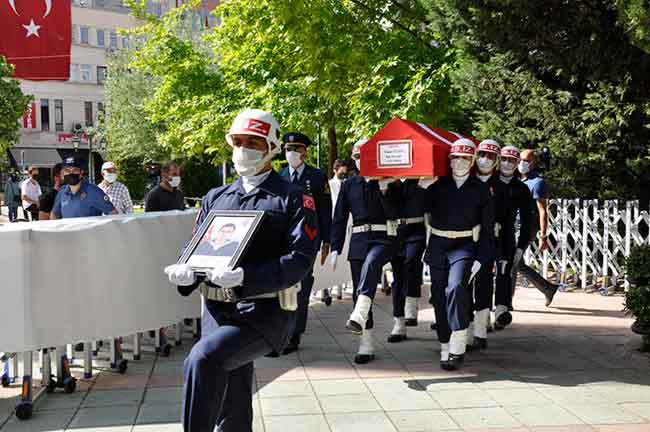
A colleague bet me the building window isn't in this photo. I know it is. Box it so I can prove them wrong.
[84,102,93,127]
[97,66,107,83]
[80,64,92,81]
[110,32,117,49]
[70,63,79,81]
[40,99,50,132]
[97,29,105,47]
[122,36,129,49]
[54,99,63,132]
[80,26,89,44]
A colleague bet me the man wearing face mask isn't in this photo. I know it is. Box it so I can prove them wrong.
[50,157,116,219]
[145,161,185,213]
[516,149,559,306]
[99,161,133,214]
[466,139,502,350]
[329,159,348,206]
[279,132,332,354]
[164,108,318,432]
[489,146,535,331]
[21,166,42,221]
[38,163,63,221]
[331,139,399,363]
[423,139,494,370]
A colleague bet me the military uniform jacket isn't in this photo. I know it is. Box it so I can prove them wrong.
[423,175,495,267]
[279,164,332,247]
[331,176,400,261]
[498,176,534,257]
[193,170,319,352]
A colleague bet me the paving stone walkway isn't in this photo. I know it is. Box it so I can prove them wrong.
[1,283,649,432]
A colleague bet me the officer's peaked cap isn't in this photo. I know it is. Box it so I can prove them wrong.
[282,132,312,147]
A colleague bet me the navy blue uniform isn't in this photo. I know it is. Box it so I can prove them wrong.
[52,180,115,218]
[181,171,319,432]
[387,180,427,318]
[279,163,331,340]
[471,175,502,315]
[331,176,398,329]
[423,176,494,343]
[495,176,533,309]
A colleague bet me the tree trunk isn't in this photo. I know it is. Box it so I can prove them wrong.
[327,125,338,178]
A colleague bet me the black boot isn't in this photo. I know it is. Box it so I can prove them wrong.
[387,334,407,343]
[346,320,363,335]
[520,263,559,306]
[494,311,512,331]
[467,337,487,351]
[405,318,418,327]
[282,336,301,355]
[354,353,375,364]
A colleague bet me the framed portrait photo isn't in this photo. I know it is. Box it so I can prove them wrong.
[178,210,265,274]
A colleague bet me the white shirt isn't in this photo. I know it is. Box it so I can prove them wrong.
[99,180,134,214]
[288,163,306,182]
[21,178,42,209]
[329,177,342,212]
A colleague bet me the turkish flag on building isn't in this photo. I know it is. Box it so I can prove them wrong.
[0,0,71,80]
[23,102,36,128]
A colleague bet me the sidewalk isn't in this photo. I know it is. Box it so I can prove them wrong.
[1,284,649,432]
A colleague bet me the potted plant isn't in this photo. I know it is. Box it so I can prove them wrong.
[624,245,650,351]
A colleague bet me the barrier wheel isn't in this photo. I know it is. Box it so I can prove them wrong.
[1,375,9,388]
[15,403,32,420]
[63,377,76,394]
[161,344,171,357]
[118,360,128,374]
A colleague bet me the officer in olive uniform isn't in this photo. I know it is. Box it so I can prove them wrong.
[423,139,494,371]
[493,145,534,330]
[279,132,332,354]
[165,109,319,432]
[386,179,427,343]
[330,140,398,363]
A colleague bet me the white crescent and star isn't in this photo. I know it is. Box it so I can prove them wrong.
[23,19,41,37]
[7,0,52,16]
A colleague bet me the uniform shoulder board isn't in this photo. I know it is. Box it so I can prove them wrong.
[303,194,316,211]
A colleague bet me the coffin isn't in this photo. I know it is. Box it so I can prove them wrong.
[360,117,477,178]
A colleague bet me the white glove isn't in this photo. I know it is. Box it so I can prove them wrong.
[164,264,196,286]
[468,260,481,283]
[378,178,393,192]
[418,177,438,189]
[512,248,524,270]
[330,251,339,271]
[207,266,244,288]
[498,260,508,275]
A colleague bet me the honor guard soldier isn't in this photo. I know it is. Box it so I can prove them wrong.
[164,109,319,432]
[467,139,502,350]
[493,146,534,330]
[330,139,398,363]
[386,179,428,343]
[279,132,332,354]
[423,139,494,370]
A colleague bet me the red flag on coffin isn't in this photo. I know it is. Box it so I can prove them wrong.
[0,0,71,80]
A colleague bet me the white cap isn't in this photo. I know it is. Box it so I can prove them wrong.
[101,161,116,171]
[449,138,477,158]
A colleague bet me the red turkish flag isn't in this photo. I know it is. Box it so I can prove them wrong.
[0,0,71,80]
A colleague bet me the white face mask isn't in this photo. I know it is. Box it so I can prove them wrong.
[169,176,181,188]
[476,156,496,174]
[285,151,303,169]
[500,160,517,177]
[450,158,472,177]
[104,173,117,183]
[518,160,531,174]
[232,146,267,177]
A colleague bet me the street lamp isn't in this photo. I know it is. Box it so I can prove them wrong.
[84,127,96,184]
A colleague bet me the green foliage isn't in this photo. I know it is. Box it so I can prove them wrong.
[625,245,650,326]
[625,245,650,283]
[115,157,148,201]
[0,56,32,153]
[180,155,222,199]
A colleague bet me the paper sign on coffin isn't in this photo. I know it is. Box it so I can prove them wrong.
[359,117,477,178]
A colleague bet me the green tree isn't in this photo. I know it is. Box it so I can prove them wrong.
[0,56,32,154]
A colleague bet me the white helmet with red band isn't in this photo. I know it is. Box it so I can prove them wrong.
[449,138,476,158]
[226,108,281,152]
[352,138,368,158]
[500,145,521,160]
[478,139,501,155]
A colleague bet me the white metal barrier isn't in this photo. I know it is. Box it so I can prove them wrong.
[525,199,650,293]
